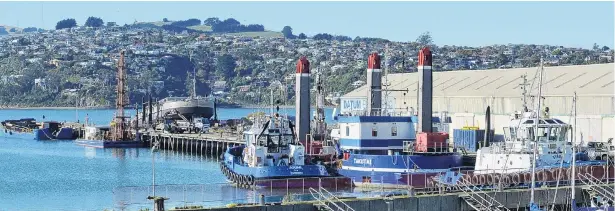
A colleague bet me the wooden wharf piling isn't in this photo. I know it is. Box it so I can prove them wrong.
[139,131,244,156]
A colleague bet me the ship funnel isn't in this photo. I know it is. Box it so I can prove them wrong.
[367,52,382,116]
[295,57,310,143]
[417,47,433,133]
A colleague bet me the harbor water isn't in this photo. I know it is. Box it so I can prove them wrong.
[0,108,335,211]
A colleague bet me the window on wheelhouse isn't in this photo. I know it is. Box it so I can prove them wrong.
[391,123,398,136]
[509,127,517,141]
[372,123,378,137]
[346,126,350,137]
[267,134,281,153]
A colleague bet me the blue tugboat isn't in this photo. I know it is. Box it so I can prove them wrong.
[334,49,464,188]
[219,110,352,189]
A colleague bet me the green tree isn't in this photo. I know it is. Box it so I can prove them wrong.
[215,54,237,80]
[55,18,77,30]
[298,33,307,39]
[552,49,563,56]
[85,17,104,27]
[416,31,433,48]
[281,26,294,39]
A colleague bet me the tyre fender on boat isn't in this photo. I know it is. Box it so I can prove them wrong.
[536,170,544,182]
[502,175,511,187]
[471,174,480,185]
[592,166,605,179]
[511,173,520,186]
[486,174,495,185]
[492,174,501,185]
[478,174,487,185]
[582,166,590,176]
[248,175,255,185]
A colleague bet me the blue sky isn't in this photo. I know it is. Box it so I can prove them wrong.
[0,1,613,49]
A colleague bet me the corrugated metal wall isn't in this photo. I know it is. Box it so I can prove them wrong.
[393,95,614,115]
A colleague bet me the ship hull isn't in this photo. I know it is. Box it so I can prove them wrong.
[338,153,464,187]
[160,106,214,119]
[35,127,76,140]
[220,150,352,189]
[157,97,215,120]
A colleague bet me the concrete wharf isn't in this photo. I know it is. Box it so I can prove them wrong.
[138,130,245,156]
[197,184,612,211]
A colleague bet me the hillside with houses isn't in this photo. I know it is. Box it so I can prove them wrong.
[0,19,612,108]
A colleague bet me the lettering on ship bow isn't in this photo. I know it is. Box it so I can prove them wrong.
[353,158,372,166]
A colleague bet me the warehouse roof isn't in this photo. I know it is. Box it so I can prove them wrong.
[343,63,614,98]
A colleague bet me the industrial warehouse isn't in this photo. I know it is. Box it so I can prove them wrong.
[339,63,615,143]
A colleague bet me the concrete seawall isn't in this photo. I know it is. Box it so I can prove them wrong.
[201,186,591,211]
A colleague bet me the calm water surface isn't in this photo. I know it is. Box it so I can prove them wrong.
[0,108,335,211]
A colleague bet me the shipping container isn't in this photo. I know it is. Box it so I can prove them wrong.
[415,132,449,152]
[453,129,495,153]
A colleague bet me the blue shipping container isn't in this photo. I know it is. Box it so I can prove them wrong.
[453,129,495,153]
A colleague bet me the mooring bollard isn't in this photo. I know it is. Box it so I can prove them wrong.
[259,194,265,205]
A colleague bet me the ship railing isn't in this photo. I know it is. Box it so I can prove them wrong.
[456,177,509,211]
[403,142,452,155]
[309,187,355,211]
[577,172,615,202]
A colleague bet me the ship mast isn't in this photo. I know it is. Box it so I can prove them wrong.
[529,56,544,207]
[571,91,577,210]
[383,44,391,115]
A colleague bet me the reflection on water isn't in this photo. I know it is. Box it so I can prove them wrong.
[85,147,96,158]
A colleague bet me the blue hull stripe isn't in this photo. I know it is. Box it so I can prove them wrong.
[341,154,463,170]
[223,152,330,179]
